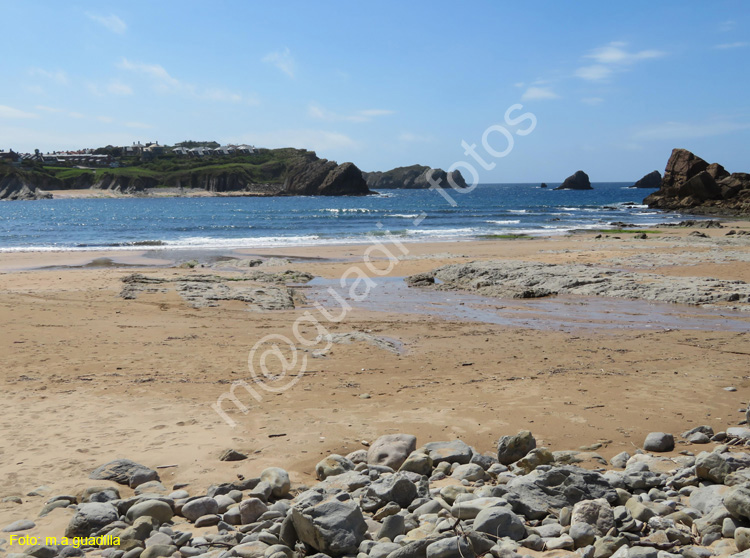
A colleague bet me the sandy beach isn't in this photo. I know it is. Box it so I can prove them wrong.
[2,224,750,546]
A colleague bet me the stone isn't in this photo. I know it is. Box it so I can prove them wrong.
[725,486,750,520]
[555,170,592,190]
[78,486,121,503]
[399,452,433,476]
[90,459,159,488]
[260,467,291,498]
[451,496,507,519]
[422,440,473,465]
[737,527,750,552]
[376,514,405,541]
[695,451,729,483]
[425,535,475,558]
[473,506,526,540]
[219,449,248,461]
[625,498,655,522]
[643,432,674,452]
[570,522,596,548]
[65,502,119,537]
[125,500,174,524]
[497,430,536,465]
[688,484,728,515]
[514,447,554,473]
[361,473,418,512]
[315,454,355,481]
[291,495,367,556]
[182,497,218,522]
[140,545,178,558]
[194,514,220,527]
[367,434,417,470]
[2,519,35,532]
[451,463,486,481]
[240,498,269,524]
[572,498,616,535]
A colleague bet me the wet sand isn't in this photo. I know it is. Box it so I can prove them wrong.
[2,224,750,538]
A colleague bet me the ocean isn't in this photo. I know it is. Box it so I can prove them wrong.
[0,183,700,252]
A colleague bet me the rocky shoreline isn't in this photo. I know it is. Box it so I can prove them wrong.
[5,426,750,558]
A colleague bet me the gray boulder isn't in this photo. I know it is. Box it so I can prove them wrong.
[89,459,159,488]
[125,500,174,524]
[65,502,119,537]
[725,486,750,520]
[361,473,418,512]
[315,454,355,481]
[497,430,536,465]
[368,434,417,470]
[260,467,291,498]
[422,440,473,465]
[291,495,367,556]
[695,451,729,483]
[572,498,616,535]
[643,432,674,452]
[181,497,218,522]
[473,506,526,540]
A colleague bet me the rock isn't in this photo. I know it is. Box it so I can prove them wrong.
[610,452,630,468]
[631,171,662,189]
[219,449,248,461]
[368,434,417,470]
[555,170,592,190]
[2,519,35,532]
[737,527,750,552]
[291,495,367,556]
[140,545,178,558]
[316,454,355,480]
[425,535,476,558]
[125,500,174,524]
[497,430,536,465]
[643,432,674,452]
[725,485,750,520]
[422,440,473,465]
[361,473,418,511]
[362,165,467,190]
[472,506,526,540]
[134,480,166,495]
[240,498,269,524]
[78,486,121,503]
[181,497,218,522]
[514,447,554,473]
[399,452,433,476]
[451,463,486,481]
[570,522,597,548]
[260,467,291,498]
[572,498,616,535]
[194,514,220,527]
[90,459,159,488]
[376,514,405,541]
[65,502,119,537]
[451,497,507,519]
[695,451,729,483]
[541,182,548,188]
[405,273,436,287]
[689,484,729,515]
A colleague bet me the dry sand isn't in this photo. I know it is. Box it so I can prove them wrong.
[2,225,750,538]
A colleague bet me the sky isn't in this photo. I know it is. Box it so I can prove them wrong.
[0,0,748,182]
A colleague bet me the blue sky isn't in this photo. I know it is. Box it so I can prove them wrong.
[1,0,748,181]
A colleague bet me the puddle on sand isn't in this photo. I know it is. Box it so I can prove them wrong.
[303,277,750,332]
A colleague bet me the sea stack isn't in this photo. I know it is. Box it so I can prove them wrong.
[554,170,592,190]
[631,170,661,188]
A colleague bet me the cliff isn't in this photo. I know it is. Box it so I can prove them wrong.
[644,149,750,214]
[1,149,371,200]
[0,166,54,200]
[362,165,467,189]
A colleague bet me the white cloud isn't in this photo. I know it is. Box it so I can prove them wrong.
[263,48,295,78]
[97,116,114,124]
[119,58,184,92]
[125,121,153,129]
[229,129,356,153]
[398,132,435,143]
[107,80,133,96]
[581,97,604,105]
[87,13,127,34]
[28,68,68,85]
[68,112,85,119]
[35,105,63,113]
[0,105,38,119]
[633,119,750,140]
[714,42,749,50]
[521,86,559,101]
[719,20,736,32]
[575,42,665,81]
[308,103,394,123]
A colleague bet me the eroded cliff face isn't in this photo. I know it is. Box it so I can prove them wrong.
[644,149,750,214]
[0,168,54,200]
[93,175,159,194]
[363,165,467,189]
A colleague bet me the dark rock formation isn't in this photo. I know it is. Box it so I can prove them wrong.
[94,174,159,194]
[540,183,548,188]
[630,170,661,188]
[554,170,592,190]
[362,165,467,189]
[0,167,53,200]
[644,149,750,214]
[284,157,369,196]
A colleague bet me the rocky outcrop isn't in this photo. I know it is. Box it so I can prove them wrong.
[630,170,661,188]
[94,174,159,194]
[0,167,53,200]
[554,170,592,190]
[284,157,369,196]
[362,165,467,189]
[644,148,750,214]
